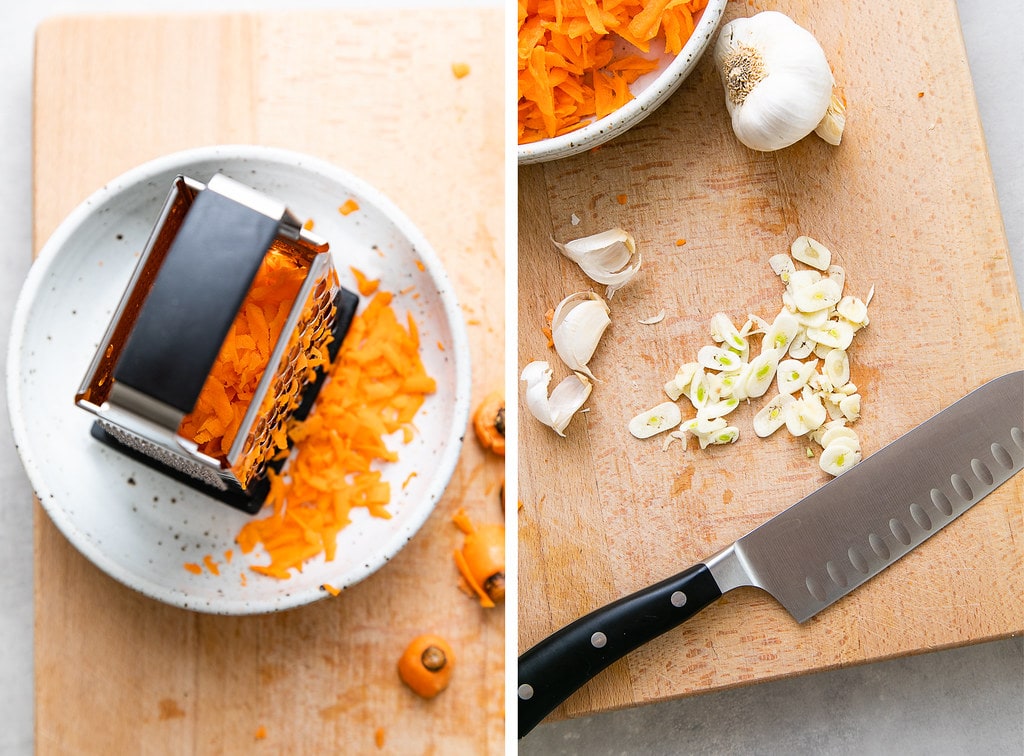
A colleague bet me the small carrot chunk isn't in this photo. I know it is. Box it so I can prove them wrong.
[339,198,360,216]
[451,62,471,79]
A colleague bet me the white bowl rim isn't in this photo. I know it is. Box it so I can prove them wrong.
[517,0,727,165]
[6,144,472,614]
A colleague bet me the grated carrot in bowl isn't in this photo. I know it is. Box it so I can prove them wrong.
[235,289,437,579]
[518,0,710,144]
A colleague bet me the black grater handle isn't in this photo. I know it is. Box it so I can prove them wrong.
[113,186,280,415]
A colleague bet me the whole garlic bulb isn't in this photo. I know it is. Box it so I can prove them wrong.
[714,11,840,152]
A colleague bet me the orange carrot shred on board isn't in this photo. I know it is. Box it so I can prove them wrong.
[375,727,386,749]
[451,62,471,79]
[255,726,267,741]
[235,290,436,579]
[518,0,710,144]
[339,198,360,216]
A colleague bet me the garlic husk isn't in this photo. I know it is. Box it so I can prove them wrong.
[714,11,835,152]
[551,292,611,380]
[520,360,592,437]
[553,228,641,299]
[814,92,847,145]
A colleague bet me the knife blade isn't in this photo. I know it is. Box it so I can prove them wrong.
[518,370,1024,738]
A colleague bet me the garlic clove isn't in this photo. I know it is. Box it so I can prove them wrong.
[665,362,701,401]
[777,358,816,395]
[791,277,842,313]
[814,92,847,146]
[807,318,855,350]
[768,253,795,282]
[836,295,868,326]
[687,369,712,409]
[698,396,740,420]
[714,11,836,152]
[819,438,862,476]
[784,394,827,436]
[790,236,832,271]
[764,311,800,352]
[709,312,748,352]
[628,401,682,439]
[553,228,641,299]
[753,393,791,437]
[744,347,783,398]
[520,361,592,437]
[697,345,744,373]
[823,348,850,388]
[551,292,611,380]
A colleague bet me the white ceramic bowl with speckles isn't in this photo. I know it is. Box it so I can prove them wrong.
[7,145,470,615]
[517,0,727,165]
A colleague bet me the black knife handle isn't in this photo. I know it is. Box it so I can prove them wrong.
[518,563,722,739]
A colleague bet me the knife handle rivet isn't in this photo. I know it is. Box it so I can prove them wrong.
[518,684,534,700]
[590,632,607,648]
[670,591,687,608]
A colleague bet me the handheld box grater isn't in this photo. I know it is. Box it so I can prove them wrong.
[76,173,359,514]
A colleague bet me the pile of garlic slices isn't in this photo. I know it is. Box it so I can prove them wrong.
[521,229,641,436]
[629,236,874,477]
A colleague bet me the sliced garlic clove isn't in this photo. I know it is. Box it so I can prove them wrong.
[839,393,861,422]
[628,401,683,439]
[819,438,862,476]
[744,347,783,398]
[784,395,827,436]
[551,292,611,380]
[787,329,816,359]
[768,253,796,282]
[825,265,846,294]
[687,370,712,409]
[697,345,743,373]
[764,311,800,352]
[836,295,868,326]
[787,269,823,291]
[790,236,832,271]
[553,228,641,299]
[807,318,855,350]
[710,312,747,352]
[753,393,790,437]
[742,313,771,336]
[791,277,842,313]
[777,358,816,394]
[793,306,829,329]
[709,426,740,446]
[814,92,847,146]
[520,361,592,437]
[665,362,701,401]
[820,425,859,450]
[699,396,740,420]
[823,348,850,387]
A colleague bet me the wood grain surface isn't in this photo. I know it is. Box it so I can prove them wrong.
[33,10,504,755]
[518,0,1024,725]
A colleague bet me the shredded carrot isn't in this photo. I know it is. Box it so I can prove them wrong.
[518,0,709,144]
[235,290,436,579]
[178,247,307,465]
[676,238,687,246]
[414,259,426,272]
[616,193,628,205]
[203,555,220,576]
[224,548,233,563]
[451,62,471,79]
[375,727,386,749]
[402,471,418,490]
[350,266,380,296]
[339,198,360,216]
[184,562,202,575]
[303,218,315,231]
[322,583,341,596]
[437,340,445,352]
[255,725,267,740]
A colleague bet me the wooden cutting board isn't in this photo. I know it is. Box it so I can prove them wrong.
[33,10,503,755]
[518,0,1024,725]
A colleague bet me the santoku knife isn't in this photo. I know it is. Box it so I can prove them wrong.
[518,370,1024,738]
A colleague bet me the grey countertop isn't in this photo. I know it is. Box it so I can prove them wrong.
[1,2,1021,755]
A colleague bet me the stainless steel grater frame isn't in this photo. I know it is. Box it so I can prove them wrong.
[76,173,358,513]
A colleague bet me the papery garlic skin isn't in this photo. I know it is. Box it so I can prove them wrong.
[520,360,592,437]
[714,11,835,152]
[551,292,611,380]
[553,228,641,299]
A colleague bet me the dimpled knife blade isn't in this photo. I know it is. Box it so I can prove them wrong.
[519,371,1024,738]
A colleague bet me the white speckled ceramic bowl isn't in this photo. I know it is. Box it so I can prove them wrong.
[7,145,470,614]
[517,0,727,165]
